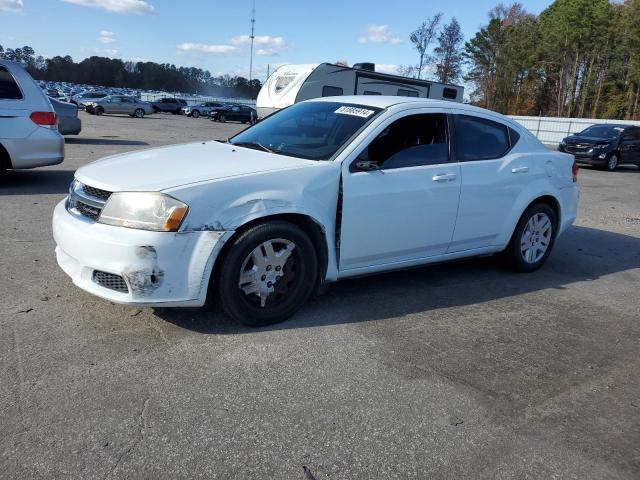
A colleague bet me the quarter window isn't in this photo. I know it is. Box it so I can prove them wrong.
[0,66,23,100]
[453,115,510,161]
[363,91,381,95]
[357,113,449,170]
[322,86,343,97]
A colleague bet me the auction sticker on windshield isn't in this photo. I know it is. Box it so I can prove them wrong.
[335,106,375,118]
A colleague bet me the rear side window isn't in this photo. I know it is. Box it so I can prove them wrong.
[454,115,510,161]
[363,91,381,95]
[322,86,343,97]
[0,66,23,100]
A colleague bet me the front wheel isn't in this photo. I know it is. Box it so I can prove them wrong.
[191,110,200,118]
[134,108,145,118]
[503,203,557,273]
[96,107,104,116]
[218,114,226,123]
[217,221,318,327]
[605,153,619,171]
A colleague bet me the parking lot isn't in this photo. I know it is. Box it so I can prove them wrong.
[1,111,639,479]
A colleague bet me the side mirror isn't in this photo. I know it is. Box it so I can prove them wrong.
[355,160,380,171]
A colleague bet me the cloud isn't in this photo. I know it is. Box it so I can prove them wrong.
[358,25,402,45]
[0,0,23,11]
[375,64,400,75]
[62,0,155,15]
[81,46,119,56]
[256,48,278,57]
[176,43,238,55]
[231,35,287,49]
[98,30,116,44]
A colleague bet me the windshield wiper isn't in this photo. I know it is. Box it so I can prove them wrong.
[232,141,275,154]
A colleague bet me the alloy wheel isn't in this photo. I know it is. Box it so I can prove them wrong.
[520,213,553,264]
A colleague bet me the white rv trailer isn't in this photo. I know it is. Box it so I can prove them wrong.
[256,62,464,118]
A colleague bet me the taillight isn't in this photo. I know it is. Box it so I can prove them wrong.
[30,112,57,128]
[572,159,579,183]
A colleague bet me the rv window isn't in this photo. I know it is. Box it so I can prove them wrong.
[322,86,343,97]
[356,113,449,170]
[363,91,381,95]
[443,88,458,100]
[397,89,419,98]
[275,75,296,93]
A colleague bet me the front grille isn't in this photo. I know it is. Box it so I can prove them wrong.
[565,144,591,154]
[67,181,112,222]
[93,271,129,293]
[75,202,101,221]
[83,185,111,201]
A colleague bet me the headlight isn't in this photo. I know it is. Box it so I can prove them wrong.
[98,192,189,232]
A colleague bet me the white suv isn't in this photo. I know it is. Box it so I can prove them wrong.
[53,97,579,327]
[0,60,64,179]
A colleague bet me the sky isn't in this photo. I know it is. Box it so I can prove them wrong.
[0,0,553,81]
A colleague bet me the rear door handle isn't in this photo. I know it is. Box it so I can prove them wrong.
[511,167,529,173]
[432,173,457,182]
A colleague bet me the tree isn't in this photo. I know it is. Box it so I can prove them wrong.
[409,13,443,79]
[434,18,464,84]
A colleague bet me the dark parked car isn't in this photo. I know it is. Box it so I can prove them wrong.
[50,97,81,135]
[151,97,187,114]
[559,124,640,171]
[210,104,257,124]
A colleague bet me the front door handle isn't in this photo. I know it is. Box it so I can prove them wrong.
[432,173,457,182]
[511,166,530,173]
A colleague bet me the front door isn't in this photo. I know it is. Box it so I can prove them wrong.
[339,111,461,272]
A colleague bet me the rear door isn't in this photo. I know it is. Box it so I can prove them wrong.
[619,128,640,165]
[448,112,529,252]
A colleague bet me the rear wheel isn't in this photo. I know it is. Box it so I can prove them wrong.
[0,150,9,183]
[606,153,619,171]
[217,221,318,327]
[503,203,557,273]
[134,108,145,118]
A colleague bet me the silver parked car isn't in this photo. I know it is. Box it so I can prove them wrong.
[50,98,82,135]
[70,90,109,108]
[182,102,226,118]
[85,95,153,118]
[0,60,64,179]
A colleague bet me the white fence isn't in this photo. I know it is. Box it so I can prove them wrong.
[508,115,640,145]
[140,92,256,107]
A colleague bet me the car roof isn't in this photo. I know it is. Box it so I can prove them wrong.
[309,95,521,128]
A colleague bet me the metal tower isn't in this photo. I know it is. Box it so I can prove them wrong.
[249,0,255,83]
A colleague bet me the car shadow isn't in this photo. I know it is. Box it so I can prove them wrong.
[154,225,640,334]
[0,169,74,195]
[65,138,149,146]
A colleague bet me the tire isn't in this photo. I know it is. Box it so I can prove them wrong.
[152,107,159,113]
[503,203,557,273]
[191,110,200,119]
[219,114,226,123]
[134,108,145,118]
[605,153,619,171]
[0,151,9,183]
[96,107,104,116]
[217,221,318,327]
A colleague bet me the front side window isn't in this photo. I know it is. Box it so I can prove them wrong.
[357,113,449,170]
[0,67,22,99]
[322,86,343,97]
[453,115,510,161]
[230,101,382,161]
[578,125,624,139]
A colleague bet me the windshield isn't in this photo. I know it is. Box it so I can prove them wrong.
[229,101,383,161]
[578,125,624,139]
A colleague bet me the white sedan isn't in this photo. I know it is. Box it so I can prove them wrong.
[52,97,579,326]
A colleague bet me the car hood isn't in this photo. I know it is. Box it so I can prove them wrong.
[564,135,615,144]
[75,141,318,192]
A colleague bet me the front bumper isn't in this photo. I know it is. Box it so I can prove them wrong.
[52,200,231,307]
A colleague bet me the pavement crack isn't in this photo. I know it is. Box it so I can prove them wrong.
[103,394,150,480]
